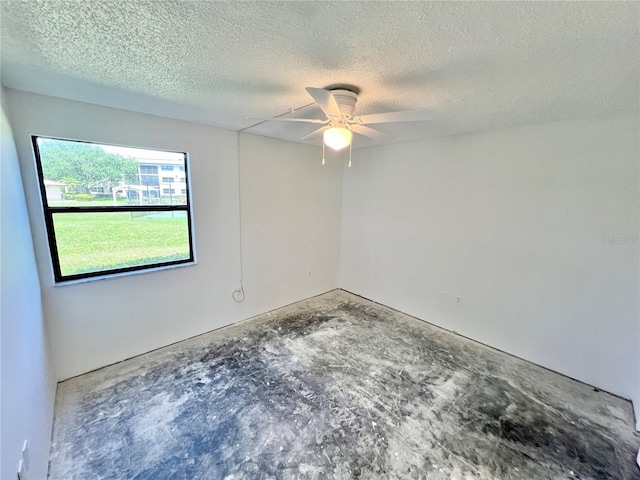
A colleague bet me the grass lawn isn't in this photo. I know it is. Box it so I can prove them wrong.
[53,211,190,276]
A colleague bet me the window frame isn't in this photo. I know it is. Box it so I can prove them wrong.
[32,136,196,283]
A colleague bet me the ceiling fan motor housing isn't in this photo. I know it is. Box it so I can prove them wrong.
[331,89,358,116]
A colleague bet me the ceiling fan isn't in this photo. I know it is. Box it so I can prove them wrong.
[262,86,434,157]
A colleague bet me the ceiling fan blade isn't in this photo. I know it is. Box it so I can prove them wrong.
[356,109,434,124]
[300,126,328,142]
[305,87,341,117]
[248,117,326,124]
[350,124,385,140]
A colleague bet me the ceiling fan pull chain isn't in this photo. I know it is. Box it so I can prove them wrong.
[348,141,352,168]
[322,142,326,165]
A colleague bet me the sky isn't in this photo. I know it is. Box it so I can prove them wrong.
[101,144,184,161]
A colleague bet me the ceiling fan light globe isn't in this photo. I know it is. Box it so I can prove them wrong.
[323,127,352,151]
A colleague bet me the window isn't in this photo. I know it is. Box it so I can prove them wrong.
[181,189,186,194]
[140,165,158,174]
[139,164,159,187]
[161,165,174,171]
[179,177,186,182]
[178,165,185,171]
[163,188,176,194]
[162,177,174,183]
[33,137,195,282]
[140,175,159,187]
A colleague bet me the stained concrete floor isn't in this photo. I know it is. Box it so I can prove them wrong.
[49,290,639,479]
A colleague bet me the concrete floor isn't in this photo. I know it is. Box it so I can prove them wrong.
[49,290,639,479]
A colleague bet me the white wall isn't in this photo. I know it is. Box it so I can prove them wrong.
[1,96,57,480]
[239,133,342,312]
[341,115,640,421]
[4,89,343,381]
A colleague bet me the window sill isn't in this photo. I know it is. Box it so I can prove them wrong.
[52,260,197,287]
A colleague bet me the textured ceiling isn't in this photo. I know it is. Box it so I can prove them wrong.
[1,1,638,148]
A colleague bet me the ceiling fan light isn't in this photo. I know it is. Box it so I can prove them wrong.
[323,127,352,151]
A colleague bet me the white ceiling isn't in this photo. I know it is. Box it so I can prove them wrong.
[1,1,638,149]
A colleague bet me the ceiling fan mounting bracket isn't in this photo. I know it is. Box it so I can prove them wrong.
[329,89,359,116]
[324,84,360,95]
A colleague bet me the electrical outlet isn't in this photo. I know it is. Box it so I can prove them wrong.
[22,441,29,470]
[17,459,27,480]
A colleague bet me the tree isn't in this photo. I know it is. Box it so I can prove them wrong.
[38,139,139,192]
[61,176,81,193]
